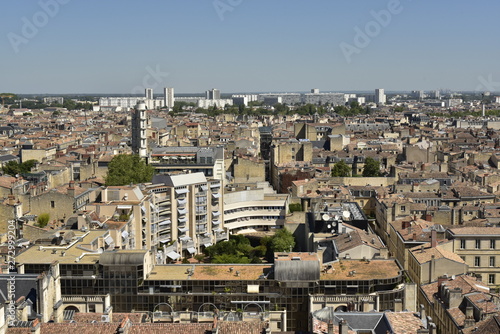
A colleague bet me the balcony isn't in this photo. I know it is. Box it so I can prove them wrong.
[158,219,171,227]
[178,226,189,233]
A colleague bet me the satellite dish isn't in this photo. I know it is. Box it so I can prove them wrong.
[334,215,340,221]
[332,222,337,227]
[342,211,351,219]
[322,214,331,221]
[327,224,331,229]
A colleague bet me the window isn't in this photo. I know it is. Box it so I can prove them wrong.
[489,274,495,285]
[490,257,495,267]
[460,240,466,249]
[491,240,495,249]
[400,206,406,212]
[476,240,481,249]
[50,201,55,208]
[474,256,481,267]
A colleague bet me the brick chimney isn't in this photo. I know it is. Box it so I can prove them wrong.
[30,318,41,334]
[339,319,349,334]
[328,320,334,334]
[464,306,475,328]
[8,194,16,206]
[67,181,75,198]
[437,276,448,289]
[431,229,437,248]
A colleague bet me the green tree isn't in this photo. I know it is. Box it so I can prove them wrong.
[213,254,251,264]
[362,157,381,177]
[105,154,154,186]
[2,159,38,176]
[270,228,295,253]
[331,160,351,177]
[204,235,263,263]
[37,213,50,228]
[289,203,302,213]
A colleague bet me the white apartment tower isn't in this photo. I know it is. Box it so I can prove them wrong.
[206,88,221,100]
[131,101,148,158]
[151,173,225,258]
[145,88,154,100]
[375,88,386,105]
[164,87,175,109]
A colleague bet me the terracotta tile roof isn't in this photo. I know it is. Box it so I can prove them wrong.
[461,314,500,334]
[127,323,212,334]
[0,175,17,188]
[410,243,465,264]
[465,292,500,314]
[332,227,383,253]
[384,312,427,334]
[448,307,466,327]
[71,312,148,323]
[39,323,120,334]
[448,226,500,236]
[218,321,268,334]
[420,274,489,303]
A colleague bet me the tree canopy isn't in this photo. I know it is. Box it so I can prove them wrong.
[204,235,265,264]
[269,228,296,253]
[203,229,296,264]
[105,154,154,186]
[331,160,351,177]
[2,159,38,176]
[362,157,380,177]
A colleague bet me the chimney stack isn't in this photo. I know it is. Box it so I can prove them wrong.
[8,194,16,206]
[339,319,349,334]
[431,229,437,248]
[68,181,75,198]
[420,304,426,320]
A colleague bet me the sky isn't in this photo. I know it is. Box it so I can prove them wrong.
[1,0,500,94]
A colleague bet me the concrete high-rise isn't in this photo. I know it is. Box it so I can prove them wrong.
[206,88,220,100]
[145,88,154,100]
[131,101,148,158]
[163,87,175,109]
[375,88,386,105]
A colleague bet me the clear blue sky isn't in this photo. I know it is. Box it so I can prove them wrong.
[1,0,499,94]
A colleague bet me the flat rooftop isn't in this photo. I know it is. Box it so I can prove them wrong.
[146,264,272,281]
[16,230,107,265]
[320,260,401,280]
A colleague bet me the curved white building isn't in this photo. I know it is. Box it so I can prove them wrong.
[223,182,289,234]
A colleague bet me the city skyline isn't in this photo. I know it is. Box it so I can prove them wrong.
[1,0,500,94]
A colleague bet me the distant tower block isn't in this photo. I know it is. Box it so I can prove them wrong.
[145,88,154,100]
[164,87,175,109]
[311,88,320,94]
[132,101,148,158]
[375,88,386,105]
[206,88,221,100]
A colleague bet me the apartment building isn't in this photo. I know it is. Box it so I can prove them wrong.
[150,172,225,258]
[420,274,499,334]
[223,182,288,234]
[85,185,157,251]
[150,146,225,182]
[447,226,500,288]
